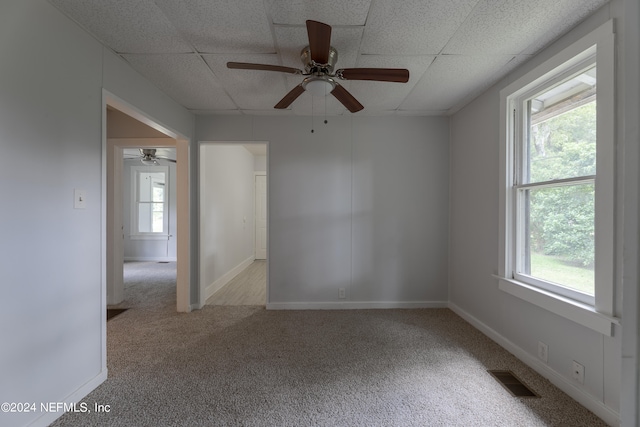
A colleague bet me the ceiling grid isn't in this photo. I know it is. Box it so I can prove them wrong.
[49,0,609,116]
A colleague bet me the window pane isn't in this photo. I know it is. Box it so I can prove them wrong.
[152,203,164,232]
[138,172,165,202]
[138,203,152,233]
[520,183,594,295]
[152,185,164,202]
[526,67,596,183]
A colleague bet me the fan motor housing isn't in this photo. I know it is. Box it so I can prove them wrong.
[300,46,338,74]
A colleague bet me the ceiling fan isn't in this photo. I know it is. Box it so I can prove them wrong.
[124,149,176,165]
[227,20,410,113]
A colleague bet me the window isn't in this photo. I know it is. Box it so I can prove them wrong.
[498,21,616,335]
[515,64,597,305]
[131,166,169,238]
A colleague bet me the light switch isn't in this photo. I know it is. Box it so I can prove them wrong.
[74,189,86,209]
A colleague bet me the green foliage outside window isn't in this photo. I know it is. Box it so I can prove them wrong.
[529,101,596,268]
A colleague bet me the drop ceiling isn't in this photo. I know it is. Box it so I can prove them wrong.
[50,0,608,116]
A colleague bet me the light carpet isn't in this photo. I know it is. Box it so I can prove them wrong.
[52,262,607,426]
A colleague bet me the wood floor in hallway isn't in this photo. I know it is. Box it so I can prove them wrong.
[206,260,266,306]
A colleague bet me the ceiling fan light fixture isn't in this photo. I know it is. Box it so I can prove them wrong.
[140,158,158,166]
[303,77,335,97]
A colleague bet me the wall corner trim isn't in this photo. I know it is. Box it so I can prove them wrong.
[30,369,108,427]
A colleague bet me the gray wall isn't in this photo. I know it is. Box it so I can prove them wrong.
[3,0,638,425]
[200,144,256,294]
[197,115,450,307]
[0,1,193,426]
[448,1,631,420]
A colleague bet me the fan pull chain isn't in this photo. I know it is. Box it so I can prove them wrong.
[311,96,315,133]
[324,94,328,125]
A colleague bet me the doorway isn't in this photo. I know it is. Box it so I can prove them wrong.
[104,93,190,313]
[199,142,268,306]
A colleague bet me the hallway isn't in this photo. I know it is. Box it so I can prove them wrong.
[206,260,266,306]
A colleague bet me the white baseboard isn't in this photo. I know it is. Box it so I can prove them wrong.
[124,257,177,262]
[448,302,620,427]
[205,256,255,300]
[30,369,108,427]
[266,301,449,310]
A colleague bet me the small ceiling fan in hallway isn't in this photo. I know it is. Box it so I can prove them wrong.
[227,20,410,113]
[124,148,176,165]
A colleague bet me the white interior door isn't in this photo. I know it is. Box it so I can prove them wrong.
[255,174,267,259]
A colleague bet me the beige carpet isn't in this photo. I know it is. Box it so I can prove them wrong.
[52,262,607,426]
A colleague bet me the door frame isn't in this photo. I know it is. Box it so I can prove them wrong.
[102,90,191,314]
[197,141,269,307]
[254,171,267,260]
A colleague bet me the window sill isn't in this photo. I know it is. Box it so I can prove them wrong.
[130,234,169,241]
[495,276,619,336]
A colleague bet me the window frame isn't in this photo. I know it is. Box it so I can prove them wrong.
[512,58,597,306]
[497,20,617,335]
[130,165,170,240]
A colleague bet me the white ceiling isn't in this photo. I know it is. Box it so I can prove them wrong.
[50,0,608,116]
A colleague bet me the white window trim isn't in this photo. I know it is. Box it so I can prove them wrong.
[497,20,618,336]
[130,165,170,240]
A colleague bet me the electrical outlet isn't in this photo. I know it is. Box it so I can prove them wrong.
[572,361,585,384]
[537,341,548,363]
[339,288,345,299]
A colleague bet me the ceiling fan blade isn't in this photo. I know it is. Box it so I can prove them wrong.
[337,68,410,83]
[274,84,306,109]
[306,20,332,64]
[156,156,177,163]
[331,84,364,113]
[227,62,302,75]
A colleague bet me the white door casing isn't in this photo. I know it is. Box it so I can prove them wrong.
[255,173,267,259]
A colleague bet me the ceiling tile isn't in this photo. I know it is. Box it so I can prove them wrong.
[203,54,290,110]
[348,55,435,111]
[191,110,243,115]
[268,0,372,26]
[361,0,481,55]
[51,0,609,116]
[396,110,449,116]
[400,55,514,112]
[122,54,237,111]
[521,0,609,54]
[50,0,192,53]
[154,0,275,53]
[443,0,608,55]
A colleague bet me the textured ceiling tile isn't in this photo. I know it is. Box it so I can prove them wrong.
[52,0,610,116]
[521,0,609,54]
[361,0,481,55]
[191,110,243,115]
[275,26,363,71]
[154,0,275,53]
[50,0,192,53]
[123,54,237,111]
[443,0,609,55]
[268,0,372,26]
[396,110,449,116]
[348,55,435,111]
[203,54,289,110]
[400,55,514,111]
